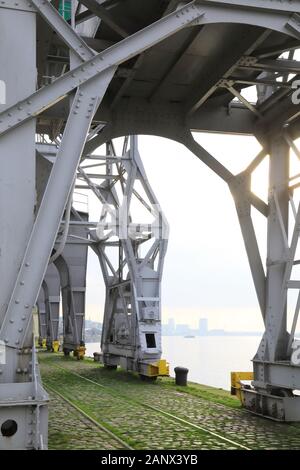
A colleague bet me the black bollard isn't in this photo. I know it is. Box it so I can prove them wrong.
[174,367,189,386]
[93,352,101,362]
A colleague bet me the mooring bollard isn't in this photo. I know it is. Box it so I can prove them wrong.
[174,367,189,386]
[93,352,101,362]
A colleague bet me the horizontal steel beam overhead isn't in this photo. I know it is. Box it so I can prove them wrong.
[193,4,299,38]
[185,30,270,114]
[78,172,120,179]
[111,54,145,108]
[39,98,256,135]
[31,0,94,62]
[200,0,300,13]
[230,77,292,89]
[190,104,255,134]
[60,220,99,226]
[81,105,256,159]
[50,34,115,52]
[149,27,201,101]
[0,0,36,12]
[82,36,115,51]
[74,9,95,25]
[240,58,300,74]
[0,0,205,137]
[257,40,300,59]
[80,0,129,38]
[256,65,300,115]
[257,85,300,134]
[47,54,69,64]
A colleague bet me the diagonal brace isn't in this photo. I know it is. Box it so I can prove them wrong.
[200,0,300,13]
[31,0,94,62]
[0,0,205,136]
[0,68,116,349]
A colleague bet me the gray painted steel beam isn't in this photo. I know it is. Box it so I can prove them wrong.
[229,173,266,317]
[183,132,267,317]
[185,30,271,114]
[3,0,300,435]
[80,0,128,38]
[190,4,299,38]
[95,136,168,373]
[148,28,201,101]
[0,0,36,12]
[256,137,290,364]
[31,0,94,63]
[182,132,233,182]
[0,70,115,350]
[37,284,47,342]
[240,58,300,74]
[111,54,145,108]
[257,40,300,60]
[0,0,205,136]
[0,6,48,451]
[253,360,300,390]
[201,0,300,13]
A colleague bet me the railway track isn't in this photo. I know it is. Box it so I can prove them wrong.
[44,361,250,450]
[45,382,133,450]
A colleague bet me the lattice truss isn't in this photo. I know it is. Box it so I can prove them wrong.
[228,132,300,363]
[0,2,207,358]
[74,135,168,367]
[265,132,300,362]
[4,0,300,450]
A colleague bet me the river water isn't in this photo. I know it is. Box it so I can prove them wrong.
[85,335,261,390]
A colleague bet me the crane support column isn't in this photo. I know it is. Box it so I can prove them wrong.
[242,134,300,420]
[0,7,48,450]
[58,213,88,359]
[43,265,60,352]
[37,285,47,348]
[182,127,300,420]
[86,136,169,378]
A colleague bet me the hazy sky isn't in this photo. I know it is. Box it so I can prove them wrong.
[83,132,270,332]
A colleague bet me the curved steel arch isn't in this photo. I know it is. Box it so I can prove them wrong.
[189,4,299,39]
[53,254,82,353]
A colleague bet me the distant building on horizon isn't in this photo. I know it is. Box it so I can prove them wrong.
[199,318,208,336]
[176,324,190,336]
[161,316,263,337]
[167,318,175,335]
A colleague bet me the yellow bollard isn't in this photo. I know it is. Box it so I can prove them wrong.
[52,340,60,353]
[147,359,169,377]
[231,371,253,403]
[78,345,86,360]
[74,345,86,360]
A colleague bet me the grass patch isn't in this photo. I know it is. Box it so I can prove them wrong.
[158,377,241,409]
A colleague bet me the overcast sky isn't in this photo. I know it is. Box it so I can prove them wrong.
[82,131,272,332]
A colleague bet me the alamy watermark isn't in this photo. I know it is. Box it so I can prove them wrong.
[95,199,169,241]
[291,339,300,366]
[0,340,6,365]
[0,80,6,105]
[292,80,300,105]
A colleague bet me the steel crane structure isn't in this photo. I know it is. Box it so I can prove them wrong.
[2,0,300,450]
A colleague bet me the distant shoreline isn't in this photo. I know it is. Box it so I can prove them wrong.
[163,333,263,337]
[85,333,264,344]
